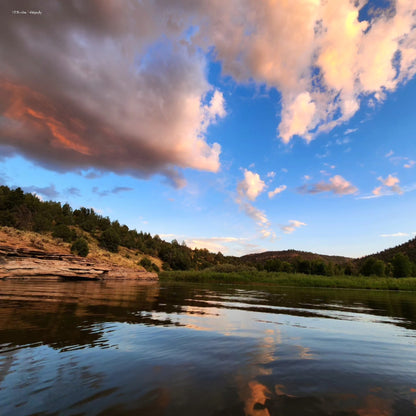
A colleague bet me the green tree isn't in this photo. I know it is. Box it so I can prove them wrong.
[71,238,89,257]
[52,224,76,242]
[392,253,412,278]
[100,228,120,252]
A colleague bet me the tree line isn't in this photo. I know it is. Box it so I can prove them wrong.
[1,185,415,277]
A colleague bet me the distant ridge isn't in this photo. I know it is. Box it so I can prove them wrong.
[361,237,416,263]
[241,249,353,264]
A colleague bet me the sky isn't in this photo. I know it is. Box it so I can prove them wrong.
[1,0,416,257]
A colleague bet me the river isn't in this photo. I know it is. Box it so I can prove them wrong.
[1,280,416,415]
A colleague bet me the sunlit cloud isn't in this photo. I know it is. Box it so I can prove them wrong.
[298,175,358,195]
[1,0,415,185]
[373,174,403,195]
[237,169,266,201]
[236,169,274,239]
[268,185,287,199]
[185,236,244,254]
[404,160,416,169]
[280,220,306,234]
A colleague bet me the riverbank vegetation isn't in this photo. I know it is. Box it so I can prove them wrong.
[160,269,416,291]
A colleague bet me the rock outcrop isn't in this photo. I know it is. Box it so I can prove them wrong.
[0,245,158,281]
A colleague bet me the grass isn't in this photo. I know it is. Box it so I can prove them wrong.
[160,270,416,291]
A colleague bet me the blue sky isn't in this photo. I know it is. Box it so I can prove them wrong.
[1,0,416,257]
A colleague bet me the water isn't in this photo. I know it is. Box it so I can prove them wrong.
[1,280,416,415]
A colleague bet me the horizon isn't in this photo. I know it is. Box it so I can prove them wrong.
[1,0,416,257]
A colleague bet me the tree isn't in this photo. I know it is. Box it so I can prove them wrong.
[392,253,412,278]
[100,228,120,252]
[71,238,89,257]
[52,224,76,242]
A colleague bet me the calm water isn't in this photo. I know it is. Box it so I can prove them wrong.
[1,281,416,415]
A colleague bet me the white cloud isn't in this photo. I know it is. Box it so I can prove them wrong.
[237,169,266,201]
[344,128,357,135]
[380,232,413,238]
[280,220,306,234]
[236,169,274,239]
[268,185,287,199]
[279,92,316,143]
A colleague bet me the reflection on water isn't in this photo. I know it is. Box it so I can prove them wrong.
[1,280,416,415]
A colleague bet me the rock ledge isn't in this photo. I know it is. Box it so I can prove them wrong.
[0,244,158,281]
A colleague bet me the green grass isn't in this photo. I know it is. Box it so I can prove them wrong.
[160,270,416,291]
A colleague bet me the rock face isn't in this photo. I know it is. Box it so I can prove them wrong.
[0,245,158,281]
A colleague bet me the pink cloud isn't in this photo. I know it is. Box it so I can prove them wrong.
[280,220,307,234]
[268,185,287,199]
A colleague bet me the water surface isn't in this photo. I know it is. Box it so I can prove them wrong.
[1,280,416,415]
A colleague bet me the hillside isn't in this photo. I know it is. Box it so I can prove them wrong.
[241,249,353,264]
[360,237,416,264]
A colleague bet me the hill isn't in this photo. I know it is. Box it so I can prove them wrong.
[360,237,416,263]
[241,249,353,264]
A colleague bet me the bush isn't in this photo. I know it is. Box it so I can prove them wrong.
[139,257,159,272]
[52,224,76,242]
[71,238,89,257]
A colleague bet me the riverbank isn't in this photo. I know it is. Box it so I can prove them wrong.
[160,270,416,291]
[0,227,158,281]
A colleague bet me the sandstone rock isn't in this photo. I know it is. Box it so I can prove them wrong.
[0,244,158,281]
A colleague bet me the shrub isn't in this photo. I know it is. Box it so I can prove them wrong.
[52,224,76,242]
[139,257,159,272]
[71,238,89,257]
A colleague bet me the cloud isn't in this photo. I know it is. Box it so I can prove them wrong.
[93,186,134,197]
[280,220,306,234]
[23,184,59,199]
[185,236,242,254]
[0,1,226,188]
[67,187,81,197]
[279,92,316,143]
[373,174,403,195]
[404,160,415,168]
[298,175,358,195]
[194,0,416,142]
[380,232,415,238]
[268,185,287,199]
[237,169,266,201]
[235,169,274,238]
[344,128,357,135]
[1,0,415,184]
